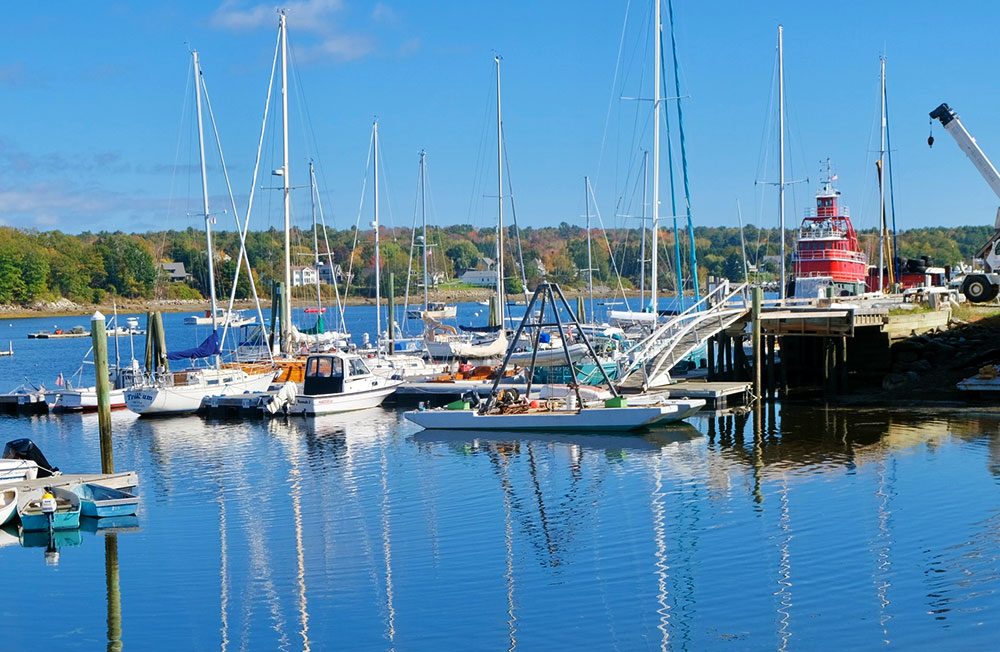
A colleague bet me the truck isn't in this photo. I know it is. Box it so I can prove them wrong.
[930,102,1000,302]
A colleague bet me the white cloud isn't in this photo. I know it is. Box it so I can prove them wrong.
[297,34,375,63]
[210,0,345,33]
[371,2,397,24]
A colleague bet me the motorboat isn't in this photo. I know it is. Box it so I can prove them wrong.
[18,486,81,532]
[0,459,39,484]
[263,352,402,416]
[183,308,255,328]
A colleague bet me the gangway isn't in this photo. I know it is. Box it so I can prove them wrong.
[617,282,751,390]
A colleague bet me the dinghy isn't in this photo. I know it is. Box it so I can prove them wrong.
[0,488,17,526]
[72,483,139,519]
[18,486,81,532]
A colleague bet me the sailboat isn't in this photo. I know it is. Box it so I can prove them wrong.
[124,50,274,416]
[423,57,509,361]
[407,283,704,431]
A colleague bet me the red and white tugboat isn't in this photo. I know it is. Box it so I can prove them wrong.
[790,167,868,297]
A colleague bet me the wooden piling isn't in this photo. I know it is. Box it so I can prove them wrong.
[752,287,762,402]
[105,534,122,652]
[707,336,716,381]
[766,334,776,401]
[837,336,848,393]
[154,311,168,373]
[91,311,114,474]
[723,335,732,380]
[779,336,788,397]
[823,338,835,397]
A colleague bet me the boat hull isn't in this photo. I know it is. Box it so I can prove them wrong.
[0,488,17,526]
[72,483,139,518]
[405,402,703,432]
[18,487,81,532]
[125,372,274,416]
[46,387,128,412]
[290,383,401,416]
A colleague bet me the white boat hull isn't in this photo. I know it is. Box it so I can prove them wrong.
[125,372,274,416]
[46,387,128,412]
[405,400,704,432]
[289,382,401,416]
[0,459,39,484]
[0,488,16,526]
[508,343,589,367]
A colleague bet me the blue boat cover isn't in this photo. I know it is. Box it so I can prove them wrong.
[458,324,502,334]
[166,331,221,360]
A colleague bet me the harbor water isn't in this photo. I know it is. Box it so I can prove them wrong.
[1,306,999,649]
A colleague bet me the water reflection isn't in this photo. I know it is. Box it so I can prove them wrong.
[6,403,1000,649]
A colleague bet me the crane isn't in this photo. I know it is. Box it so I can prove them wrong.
[930,102,1000,302]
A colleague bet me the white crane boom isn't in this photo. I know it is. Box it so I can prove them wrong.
[930,103,1000,202]
[931,102,1000,301]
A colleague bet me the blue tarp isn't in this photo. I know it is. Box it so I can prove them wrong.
[166,331,221,361]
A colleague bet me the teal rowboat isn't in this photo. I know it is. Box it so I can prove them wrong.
[71,483,139,518]
[18,486,80,531]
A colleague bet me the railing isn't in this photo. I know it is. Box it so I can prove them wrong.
[803,206,850,218]
[617,282,751,386]
[793,249,867,263]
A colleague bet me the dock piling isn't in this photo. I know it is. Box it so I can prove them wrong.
[91,311,114,474]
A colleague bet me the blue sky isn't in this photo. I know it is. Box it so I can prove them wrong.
[2,0,1000,238]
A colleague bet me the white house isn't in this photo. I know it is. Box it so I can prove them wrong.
[460,270,498,287]
[291,265,318,287]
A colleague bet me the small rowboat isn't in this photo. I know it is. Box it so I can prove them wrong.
[72,483,139,518]
[18,486,81,532]
[0,488,17,526]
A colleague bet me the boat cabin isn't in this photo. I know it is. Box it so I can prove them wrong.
[303,352,374,396]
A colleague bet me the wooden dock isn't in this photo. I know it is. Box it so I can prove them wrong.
[651,380,750,408]
[7,471,139,494]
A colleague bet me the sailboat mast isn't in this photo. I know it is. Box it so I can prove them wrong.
[280,11,292,353]
[310,161,322,312]
[651,0,661,314]
[373,119,382,350]
[640,151,648,308]
[421,149,429,313]
[778,24,786,301]
[192,50,219,343]
[585,176,594,323]
[878,56,886,293]
[667,0,699,303]
[495,56,505,326]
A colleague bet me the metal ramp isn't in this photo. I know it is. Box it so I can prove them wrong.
[617,282,751,390]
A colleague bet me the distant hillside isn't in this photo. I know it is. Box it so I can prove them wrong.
[0,224,990,306]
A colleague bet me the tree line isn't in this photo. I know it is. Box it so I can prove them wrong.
[0,223,990,306]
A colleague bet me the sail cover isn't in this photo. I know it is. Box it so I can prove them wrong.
[166,331,221,360]
[300,314,325,335]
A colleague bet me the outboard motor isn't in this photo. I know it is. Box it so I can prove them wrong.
[3,438,58,477]
[461,390,480,409]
